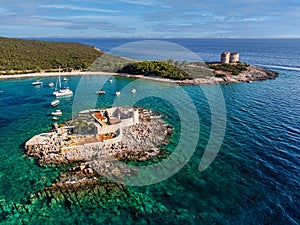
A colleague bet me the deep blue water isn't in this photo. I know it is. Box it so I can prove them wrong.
[0,39,299,224]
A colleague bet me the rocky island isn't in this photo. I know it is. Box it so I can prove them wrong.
[25,107,172,188]
[0,107,179,221]
[2,108,197,223]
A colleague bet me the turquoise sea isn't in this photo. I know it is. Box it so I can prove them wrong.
[0,39,299,224]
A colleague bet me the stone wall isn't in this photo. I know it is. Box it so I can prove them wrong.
[94,107,138,135]
[121,117,135,127]
[98,122,122,134]
[103,128,123,144]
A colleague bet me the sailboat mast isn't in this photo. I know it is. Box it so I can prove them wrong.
[59,75,62,89]
[55,76,58,91]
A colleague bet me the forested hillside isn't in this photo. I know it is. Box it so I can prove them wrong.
[117,60,192,80]
[0,37,103,74]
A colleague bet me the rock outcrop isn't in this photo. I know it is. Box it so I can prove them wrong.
[176,65,278,85]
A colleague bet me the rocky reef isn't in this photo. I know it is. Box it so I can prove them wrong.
[0,178,196,224]
[0,108,184,224]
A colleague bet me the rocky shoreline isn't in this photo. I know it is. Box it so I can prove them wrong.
[176,65,278,85]
[25,108,173,186]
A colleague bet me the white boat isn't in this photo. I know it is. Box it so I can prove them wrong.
[53,76,73,97]
[49,82,54,87]
[51,99,60,107]
[53,88,73,97]
[96,90,106,95]
[32,80,43,85]
[52,116,59,121]
[63,77,68,81]
[131,89,136,94]
[109,79,113,83]
[116,91,120,96]
[51,110,62,116]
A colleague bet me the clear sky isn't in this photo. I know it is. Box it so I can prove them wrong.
[0,0,299,38]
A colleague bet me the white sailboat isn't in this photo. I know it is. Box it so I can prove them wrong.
[53,76,73,97]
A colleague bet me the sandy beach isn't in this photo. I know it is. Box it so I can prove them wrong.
[0,70,178,84]
[0,71,117,79]
[0,65,278,85]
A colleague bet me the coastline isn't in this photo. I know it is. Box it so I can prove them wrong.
[0,71,117,79]
[176,65,279,85]
[0,70,179,84]
[0,65,278,85]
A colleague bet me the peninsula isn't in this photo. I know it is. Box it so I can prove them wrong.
[88,52,278,85]
[0,37,278,85]
[114,53,278,84]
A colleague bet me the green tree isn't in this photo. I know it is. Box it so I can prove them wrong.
[174,60,180,67]
[168,58,174,65]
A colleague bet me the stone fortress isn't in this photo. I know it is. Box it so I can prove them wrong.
[25,106,171,168]
[220,52,240,64]
[25,107,140,151]
[82,107,140,145]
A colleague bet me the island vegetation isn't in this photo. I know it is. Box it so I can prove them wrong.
[0,37,103,75]
[117,60,192,80]
[206,62,249,76]
[88,53,133,72]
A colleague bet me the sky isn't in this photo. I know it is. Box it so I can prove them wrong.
[0,0,299,38]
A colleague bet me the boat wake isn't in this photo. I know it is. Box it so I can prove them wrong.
[257,64,300,72]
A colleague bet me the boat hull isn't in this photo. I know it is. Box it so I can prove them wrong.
[51,100,60,107]
[53,89,73,97]
[51,110,62,116]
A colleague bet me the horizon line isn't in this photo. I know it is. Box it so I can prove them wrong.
[2,36,300,40]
